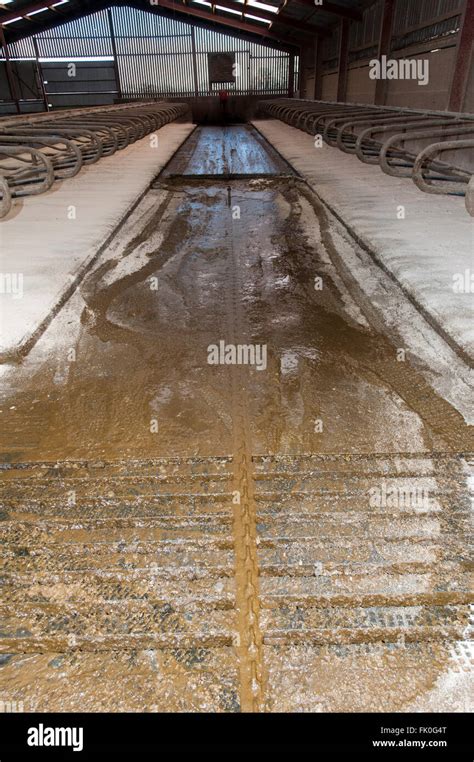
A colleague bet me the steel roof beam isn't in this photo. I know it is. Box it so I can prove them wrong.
[0,1,72,24]
[290,0,362,22]
[1,0,302,51]
[128,0,302,47]
[199,0,323,34]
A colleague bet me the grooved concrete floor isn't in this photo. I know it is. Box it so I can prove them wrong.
[0,126,472,713]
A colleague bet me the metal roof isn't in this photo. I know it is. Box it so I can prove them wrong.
[0,0,366,50]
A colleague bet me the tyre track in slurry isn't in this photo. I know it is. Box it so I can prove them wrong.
[223,187,265,713]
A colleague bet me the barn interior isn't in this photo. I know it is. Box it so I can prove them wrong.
[0,0,473,715]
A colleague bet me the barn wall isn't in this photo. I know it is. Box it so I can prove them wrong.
[42,61,118,109]
[346,63,377,103]
[321,72,338,101]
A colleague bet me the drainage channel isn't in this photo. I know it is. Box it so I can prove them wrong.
[157,124,295,711]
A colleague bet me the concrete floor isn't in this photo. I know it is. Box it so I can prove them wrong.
[253,119,474,365]
[0,121,196,361]
[0,126,472,712]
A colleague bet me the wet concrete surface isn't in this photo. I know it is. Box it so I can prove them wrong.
[163,124,292,176]
[0,126,473,712]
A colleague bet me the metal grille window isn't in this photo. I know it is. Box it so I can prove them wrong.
[0,5,293,99]
[392,0,464,35]
[110,7,196,97]
[349,0,383,51]
[391,0,463,48]
[348,0,383,64]
[322,27,340,71]
[36,11,113,59]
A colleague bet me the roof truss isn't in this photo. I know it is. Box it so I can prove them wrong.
[1,0,306,53]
